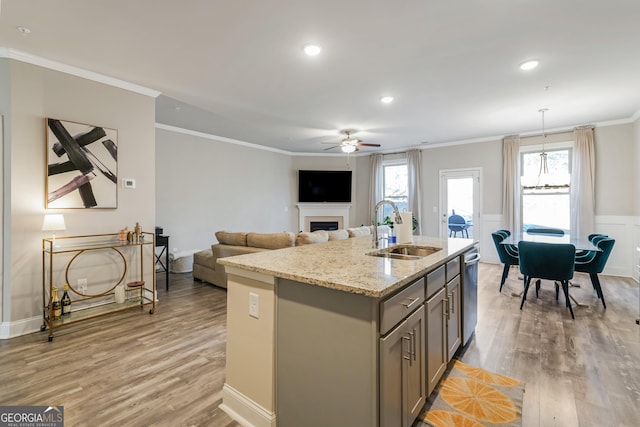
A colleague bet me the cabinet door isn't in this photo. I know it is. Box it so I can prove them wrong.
[380,305,426,427]
[446,276,462,360]
[380,317,406,427]
[404,305,426,425]
[426,287,447,396]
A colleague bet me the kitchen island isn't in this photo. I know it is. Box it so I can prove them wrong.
[218,235,476,427]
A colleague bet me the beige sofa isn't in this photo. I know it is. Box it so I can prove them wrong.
[193,227,370,288]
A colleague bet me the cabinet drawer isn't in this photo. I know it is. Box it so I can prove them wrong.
[426,265,445,299]
[380,277,425,335]
[446,257,460,283]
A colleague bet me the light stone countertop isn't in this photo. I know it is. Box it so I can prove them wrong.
[218,235,477,298]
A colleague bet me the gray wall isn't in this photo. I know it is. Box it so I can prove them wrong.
[155,128,294,252]
[156,120,639,252]
[155,130,366,252]
[1,59,156,330]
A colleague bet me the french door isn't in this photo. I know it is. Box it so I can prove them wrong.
[439,169,481,239]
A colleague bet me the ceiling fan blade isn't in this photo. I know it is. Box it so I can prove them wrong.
[357,143,381,147]
[323,145,341,151]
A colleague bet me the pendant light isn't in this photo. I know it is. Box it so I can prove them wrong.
[537,108,549,187]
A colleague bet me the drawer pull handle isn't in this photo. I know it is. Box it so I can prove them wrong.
[402,297,420,309]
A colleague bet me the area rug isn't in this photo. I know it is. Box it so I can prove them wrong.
[416,360,524,427]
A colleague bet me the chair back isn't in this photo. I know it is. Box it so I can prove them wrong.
[588,233,608,242]
[518,241,575,281]
[492,232,511,263]
[526,227,565,235]
[495,229,511,238]
[448,214,466,231]
[586,238,615,273]
[590,234,608,246]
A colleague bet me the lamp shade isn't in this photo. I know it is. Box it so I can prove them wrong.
[42,214,66,231]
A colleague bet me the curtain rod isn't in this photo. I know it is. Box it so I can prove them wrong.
[520,129,573,139]
[520,124,594,139]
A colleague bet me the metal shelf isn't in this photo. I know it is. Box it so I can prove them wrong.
[42,232,156,341]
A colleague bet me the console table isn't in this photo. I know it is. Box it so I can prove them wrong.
[155,234,170,290]
[41,232,156,341]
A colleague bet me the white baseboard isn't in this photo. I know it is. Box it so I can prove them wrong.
[0,315,42,339]
[220,383,276,427]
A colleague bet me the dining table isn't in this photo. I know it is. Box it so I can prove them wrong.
[500,231,601,306]
[500,232,600,252]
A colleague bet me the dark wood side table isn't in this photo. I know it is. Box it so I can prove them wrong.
[155,235,170,290]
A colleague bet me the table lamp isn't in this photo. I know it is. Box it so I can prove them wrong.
[42,214,66,247]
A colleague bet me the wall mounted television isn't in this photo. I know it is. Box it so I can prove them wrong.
[298,170,352,203]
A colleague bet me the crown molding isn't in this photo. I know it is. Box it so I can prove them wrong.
[0,47,161,98]
[155,123,291,155]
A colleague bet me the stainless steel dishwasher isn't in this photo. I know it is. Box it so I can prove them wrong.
[462,245,480,345]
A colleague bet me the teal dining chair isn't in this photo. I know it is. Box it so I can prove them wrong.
[492,230,519,292]
[574,237,615,309]
[518,241,576,319]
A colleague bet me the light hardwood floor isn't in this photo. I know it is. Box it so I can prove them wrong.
[0,264,638,426]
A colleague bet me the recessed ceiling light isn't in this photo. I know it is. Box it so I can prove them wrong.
[303,44,322,56]
[519,60,539,71]
[380,96,394,104]
[17,26,31,35]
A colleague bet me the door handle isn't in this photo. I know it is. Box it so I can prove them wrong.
[411,328,417,361]
[402,335,411,361]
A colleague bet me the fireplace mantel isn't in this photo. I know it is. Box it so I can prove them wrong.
[297,203,351,232]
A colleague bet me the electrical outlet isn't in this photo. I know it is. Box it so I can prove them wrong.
[77,278,88,292]
[249,292,259,318]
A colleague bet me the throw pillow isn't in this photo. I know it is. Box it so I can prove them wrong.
[327,229,349,241]
[247,232,296,249]
[347,226,372,237]
[215,231,248,246]
[296,230,329,246]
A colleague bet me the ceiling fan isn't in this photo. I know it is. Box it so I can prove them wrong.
[323,130,381,153]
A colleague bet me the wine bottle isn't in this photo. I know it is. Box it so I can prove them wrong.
[52,286,62,320]
[61,283,71,316]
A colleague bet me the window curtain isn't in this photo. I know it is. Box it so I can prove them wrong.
[502,135,521,233]
[570,126,595,239]
[368,153,383,225]
[407,149,423,235]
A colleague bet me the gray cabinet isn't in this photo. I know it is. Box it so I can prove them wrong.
[446,256,462,359]
[426,286,447,395]
[446,276,462,359]
[380,279,426,427]
[426,258,463,395]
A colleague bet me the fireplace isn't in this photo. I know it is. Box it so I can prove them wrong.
[307,217,342,232]
[297,203,351,232]
[310,221,340,232]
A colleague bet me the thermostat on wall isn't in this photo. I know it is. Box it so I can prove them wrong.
[122,178,136,189]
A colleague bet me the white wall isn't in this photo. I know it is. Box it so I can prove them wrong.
[1,59,156,337]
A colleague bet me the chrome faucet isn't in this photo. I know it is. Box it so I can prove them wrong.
[372,199,403,248]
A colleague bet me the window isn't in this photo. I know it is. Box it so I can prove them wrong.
[380,160,408,221]
[520,145,571,232]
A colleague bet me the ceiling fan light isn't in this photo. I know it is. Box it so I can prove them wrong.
[380,96,394,104]
[341,144,356,153]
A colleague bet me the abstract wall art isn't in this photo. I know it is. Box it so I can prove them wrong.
[46,118,118,209]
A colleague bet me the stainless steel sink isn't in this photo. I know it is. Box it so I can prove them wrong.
[367,244,442,260]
